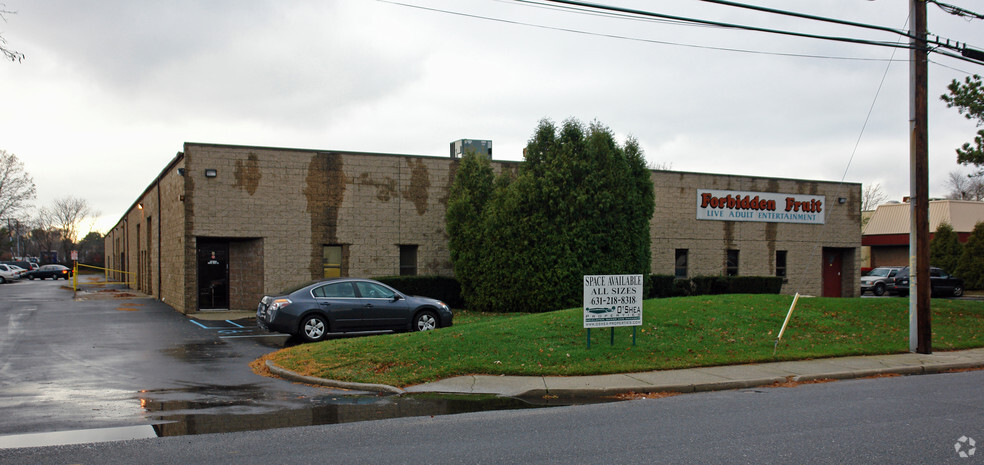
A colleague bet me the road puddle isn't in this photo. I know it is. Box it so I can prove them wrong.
[139,384,567,437]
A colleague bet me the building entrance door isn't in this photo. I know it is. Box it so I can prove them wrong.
[197,240,229,309]
[822,248,843,297]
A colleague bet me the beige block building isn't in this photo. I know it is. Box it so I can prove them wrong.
[106,142,861,314]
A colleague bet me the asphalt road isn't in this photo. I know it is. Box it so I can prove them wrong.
[1,368,982,464]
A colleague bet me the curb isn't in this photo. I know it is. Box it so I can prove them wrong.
[265,356,984,399]
[265,360,405,394]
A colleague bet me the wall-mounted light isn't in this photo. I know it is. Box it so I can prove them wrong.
[205,169,218,178]
[177,168,186,176]
[137,203,144,210]
[838,197,847,204]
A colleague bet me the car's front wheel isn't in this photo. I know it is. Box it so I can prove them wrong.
[873,283,886,296]
[412,310,438,332]
[299,315,329,342]
[953,285,964,297]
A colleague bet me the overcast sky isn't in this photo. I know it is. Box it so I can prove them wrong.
[2,0,982,234]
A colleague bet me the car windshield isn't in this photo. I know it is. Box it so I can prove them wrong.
[868,268,893,277]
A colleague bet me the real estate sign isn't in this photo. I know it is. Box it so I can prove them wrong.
[583,274,643,328]
[696,189,826,224]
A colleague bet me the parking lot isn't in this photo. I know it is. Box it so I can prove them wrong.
[0,277,353,440]
[0,277,549,448]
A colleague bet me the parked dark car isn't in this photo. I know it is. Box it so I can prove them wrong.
[256,278,453,342]
[860,266,903,296]
[25,264,73,280]
[892,266,964,297]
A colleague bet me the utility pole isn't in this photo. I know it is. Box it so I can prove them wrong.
[909,0,931,354]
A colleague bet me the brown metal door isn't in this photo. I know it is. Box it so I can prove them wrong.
[822,249,843,297]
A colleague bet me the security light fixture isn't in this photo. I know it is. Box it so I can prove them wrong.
[205,169,218,178]
[137,203,143,210]
[838,197,847,204]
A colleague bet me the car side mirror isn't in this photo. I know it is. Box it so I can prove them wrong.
[392,294,403,302]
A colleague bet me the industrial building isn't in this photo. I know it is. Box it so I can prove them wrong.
[105,142,861,314]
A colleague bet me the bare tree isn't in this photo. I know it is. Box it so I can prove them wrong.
[0,150,36,220]
[0,5,25,63]
[28,208,62,261]
[945,170,984,201]
[862,183,888,211]
[48,196,99,259]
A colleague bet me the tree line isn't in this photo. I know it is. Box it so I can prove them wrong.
[0,149,102,264]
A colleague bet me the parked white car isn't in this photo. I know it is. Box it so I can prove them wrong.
[0,263,24,283]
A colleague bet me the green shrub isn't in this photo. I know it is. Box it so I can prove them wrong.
[645,274,677,298]
[956,221,984,290]
[447,119,654,313]
[653,275,783,297]
[373,275,464,308]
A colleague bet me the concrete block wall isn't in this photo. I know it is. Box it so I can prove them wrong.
[649,171,861,296]
[108,143,862,313]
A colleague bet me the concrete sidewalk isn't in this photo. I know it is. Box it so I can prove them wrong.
[397,348,984,398]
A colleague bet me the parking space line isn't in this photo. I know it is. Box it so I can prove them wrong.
[225,320,244,328]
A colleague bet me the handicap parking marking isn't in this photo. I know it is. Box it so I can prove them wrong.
[187,318,284,338]
[188,319,253,330]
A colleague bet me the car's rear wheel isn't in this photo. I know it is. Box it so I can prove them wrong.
[0,276,5,284]
[300,315,329,342]
[953,285,964,297]
[873,283,885,296]
[412,310,438,332]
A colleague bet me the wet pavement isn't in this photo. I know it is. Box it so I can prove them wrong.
[0,278,562,449]
[3,278,982,450]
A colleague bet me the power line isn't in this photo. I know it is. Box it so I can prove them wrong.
[928,0,984,20]
[533,0,911,49]
[533,0,984,66]
[381,0,915,63]
[695,0,912,38]
[379,0,984,67]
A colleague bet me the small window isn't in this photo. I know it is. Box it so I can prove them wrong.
[674,249,688,278]
[323,245,343,278]
[399,245,418,276]
[776,251,787,278]
[312,282,356,298]
[356,281,396,299]
[726,250,739,276]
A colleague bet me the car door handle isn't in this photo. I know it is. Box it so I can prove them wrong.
[319,302,331,307]
[364,303,374,308]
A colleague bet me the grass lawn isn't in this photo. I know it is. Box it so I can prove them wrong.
[261,294,984,387]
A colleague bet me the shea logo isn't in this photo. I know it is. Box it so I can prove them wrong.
[696,189,826,225]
